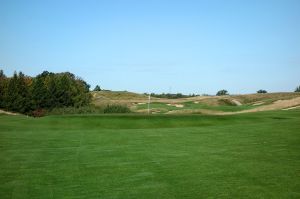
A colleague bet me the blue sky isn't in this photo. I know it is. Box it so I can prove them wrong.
[0,0,299,94]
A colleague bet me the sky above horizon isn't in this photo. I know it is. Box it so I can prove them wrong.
[0,0,300,94]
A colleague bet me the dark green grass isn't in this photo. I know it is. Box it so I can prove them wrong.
[0,110,300,198]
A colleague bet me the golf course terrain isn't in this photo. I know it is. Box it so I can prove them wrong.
[2,0,300,198]
[93,91,300,115]
[1,99,300,198]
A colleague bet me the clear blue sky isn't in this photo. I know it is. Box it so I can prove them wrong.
[1,0,299,94]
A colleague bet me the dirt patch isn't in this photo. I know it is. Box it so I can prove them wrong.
[175,104,184,108]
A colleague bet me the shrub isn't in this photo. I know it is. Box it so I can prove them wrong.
[103,104,131,113]
[31,109,46,117]
[47,105,104,115]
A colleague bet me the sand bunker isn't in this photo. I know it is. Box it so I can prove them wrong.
[167,104,184,108]
[232,99,242,106]
[282,106,300,110]
[0,109,19,115]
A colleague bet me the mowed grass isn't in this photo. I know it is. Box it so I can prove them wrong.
[182,101,256,112]
[136,101,257,113]
[0,111,300,198]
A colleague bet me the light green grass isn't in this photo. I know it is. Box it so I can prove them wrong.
[182,101,256,112]
[136,101,258,113]
[0,110,300,198]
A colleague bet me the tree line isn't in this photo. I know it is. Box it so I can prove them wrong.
[0,70,91,115]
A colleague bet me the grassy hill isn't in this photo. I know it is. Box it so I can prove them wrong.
[92,91,300,114]
[92,91,149,106]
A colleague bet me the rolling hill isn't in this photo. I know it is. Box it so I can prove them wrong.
[92,91,300,115]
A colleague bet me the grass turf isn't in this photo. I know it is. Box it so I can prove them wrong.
[136,101,258,113]
[0,110,300,198]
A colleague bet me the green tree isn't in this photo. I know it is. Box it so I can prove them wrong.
[16,72,32,113]
[32,75,48,109]
[257,89,267,94]
[93,85,101,91]
[56,74,73,107]
[5,72,19,111]
[1,70,91,115]
[73,78,91,107]
[216,90,229,96]
[0,70,7,108]
[295,85,300,92]
[47,75,58,108]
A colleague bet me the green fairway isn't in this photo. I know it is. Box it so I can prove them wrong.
[135,101,260,113]
[0,111,300,198]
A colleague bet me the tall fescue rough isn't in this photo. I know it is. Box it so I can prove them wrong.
[103,104,131,113]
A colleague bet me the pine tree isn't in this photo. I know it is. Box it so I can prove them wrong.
[0,70,7,108]
[93,85,101,91]
[56,74,73,107]
[16,72,32,113]
[32,76,48,109]
[47,76,58,108]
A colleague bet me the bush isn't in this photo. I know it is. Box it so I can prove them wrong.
[31,109,46,117]
[103,104,131,113]
[47,105,104,115]
[46,105,131,115]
